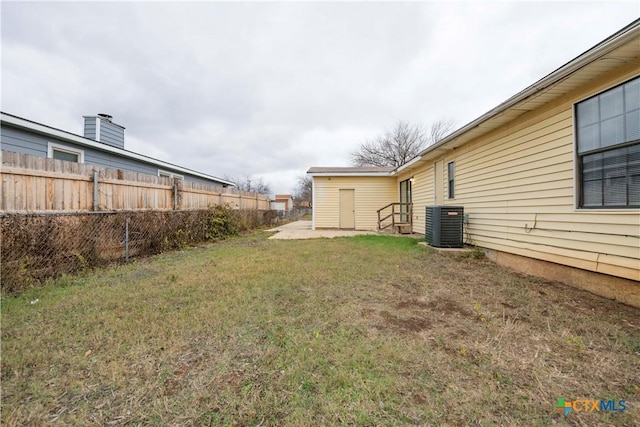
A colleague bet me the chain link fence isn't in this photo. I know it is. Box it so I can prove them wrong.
[1,208,277,294]
[271,208,313,222]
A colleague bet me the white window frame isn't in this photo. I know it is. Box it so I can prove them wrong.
[573,75,640,210]
[158,169,184,180]
[47,142,85,163]
[447,161,455,199]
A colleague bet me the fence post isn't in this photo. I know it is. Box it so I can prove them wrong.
[125,217,130,262]
[93,170,99,211]
[172,178,184,210]
[173,181,178,210]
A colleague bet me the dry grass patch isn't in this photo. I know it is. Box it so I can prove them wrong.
[2,233,639,426]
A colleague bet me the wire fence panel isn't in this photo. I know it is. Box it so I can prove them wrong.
[1,209,278,294]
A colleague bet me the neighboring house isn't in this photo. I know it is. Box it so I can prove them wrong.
[274,194,294,212]
[270,201,287,212]
[308,20,640,306]
[1,112,234,187]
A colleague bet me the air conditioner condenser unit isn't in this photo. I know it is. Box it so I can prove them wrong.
[425,206,464,248]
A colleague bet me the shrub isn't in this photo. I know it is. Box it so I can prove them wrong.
[205,204,240,239]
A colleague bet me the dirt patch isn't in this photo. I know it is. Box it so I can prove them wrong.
[396,300,429,310]
[453,328,469,338]
[360,308,376,317]
[426,298,472,318]
[379,311,431,333]
[499,303,531,323]
[413,394,427,404]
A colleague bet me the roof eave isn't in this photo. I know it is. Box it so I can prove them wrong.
[307,172,393,177]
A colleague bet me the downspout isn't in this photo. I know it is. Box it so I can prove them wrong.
[93,170,99,211]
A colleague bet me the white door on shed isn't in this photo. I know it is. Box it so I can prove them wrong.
[339,189,355,229]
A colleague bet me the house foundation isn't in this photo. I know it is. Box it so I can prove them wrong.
[483,248,640,308]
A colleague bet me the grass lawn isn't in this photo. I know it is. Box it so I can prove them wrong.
[2,233,639,426]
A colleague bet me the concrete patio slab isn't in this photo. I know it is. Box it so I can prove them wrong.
[417,241,474,255]
[266,220,376,240]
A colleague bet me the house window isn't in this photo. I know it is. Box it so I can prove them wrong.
[158,170,184,180]
[576,76,640,209]
[47,142,84,163]
[447,161,455,199]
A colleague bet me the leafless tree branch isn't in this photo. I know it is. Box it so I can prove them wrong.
[293,175,312,206]
[350,119,455,167]
[224,175,272,195]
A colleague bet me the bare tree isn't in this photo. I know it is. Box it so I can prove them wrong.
[351,119,455,167]
[225,175,271,195]
[293,175,312,207]
[428,118,456,146]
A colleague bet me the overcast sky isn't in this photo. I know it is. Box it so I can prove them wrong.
[1,2,637,195]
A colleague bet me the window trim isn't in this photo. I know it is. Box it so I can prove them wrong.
[573,75,640,210]
[158,169,184,180]
[47,142,85,163]
[447,161,455,199]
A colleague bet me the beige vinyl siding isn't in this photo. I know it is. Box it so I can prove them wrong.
[313,176,396,230]
[394,169,433,237]
[413,169,433,235]
[408,67,640,281]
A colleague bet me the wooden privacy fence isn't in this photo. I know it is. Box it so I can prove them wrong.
[0,151,270,212]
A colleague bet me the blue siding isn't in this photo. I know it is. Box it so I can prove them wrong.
[85,150,159,175]
[83,117,97,140]
[99,120,124,149]
[1,126,48,156]
[1,124,223,187]
[83,116,125,149]
[179,173,224,186]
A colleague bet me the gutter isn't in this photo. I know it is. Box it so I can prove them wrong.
[390,155,421,176]
[307,172,393,177]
